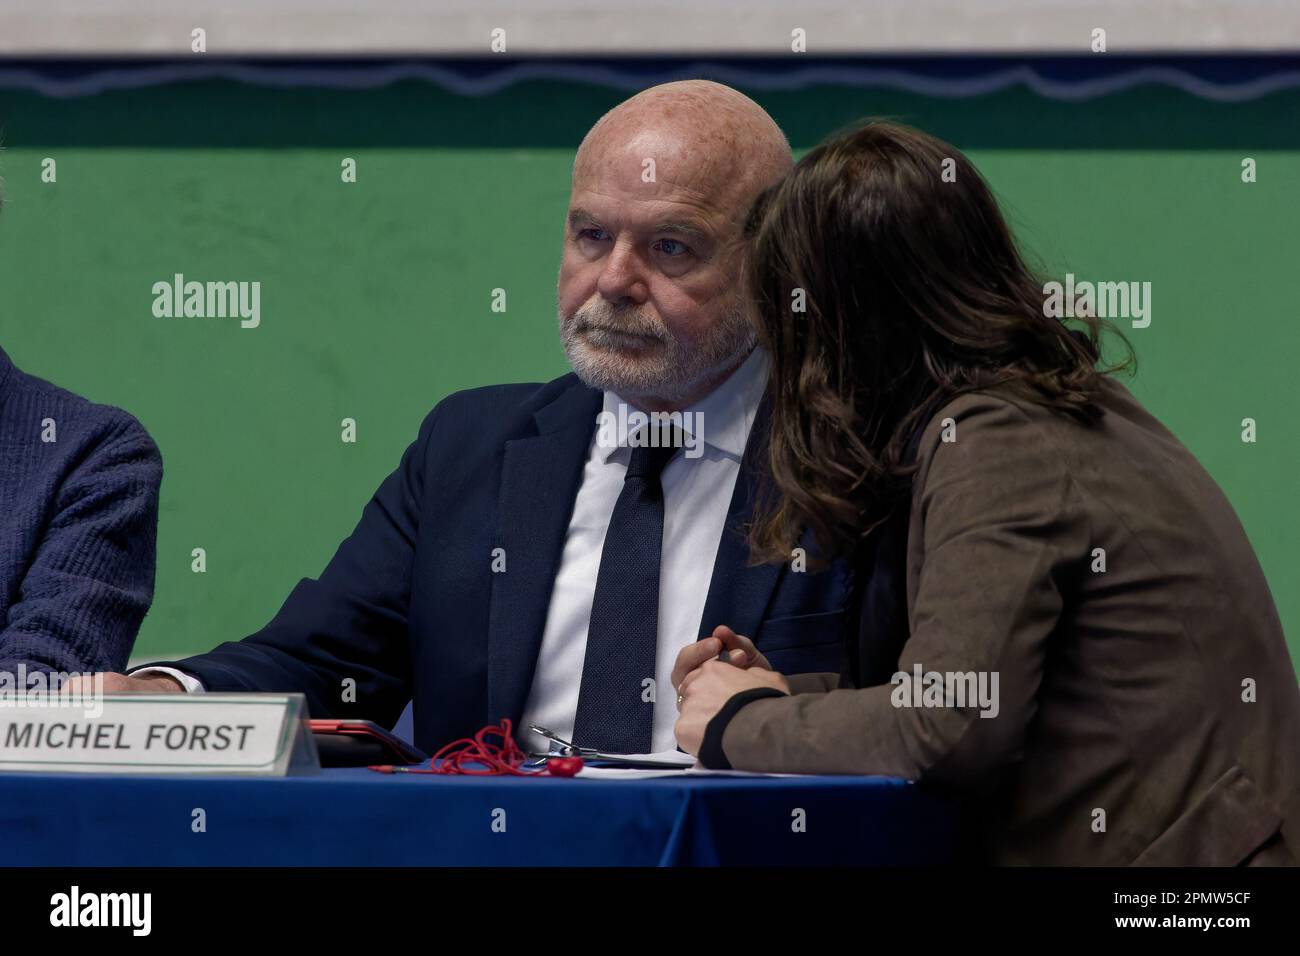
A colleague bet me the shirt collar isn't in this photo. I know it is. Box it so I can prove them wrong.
[598,347,769,464]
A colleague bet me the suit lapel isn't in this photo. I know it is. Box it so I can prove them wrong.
[698,390,785,642]
[487,382,602,727]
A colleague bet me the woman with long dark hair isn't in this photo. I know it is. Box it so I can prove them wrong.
[671,121,1300,865]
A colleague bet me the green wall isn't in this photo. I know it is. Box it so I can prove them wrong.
[0,75,1296,669]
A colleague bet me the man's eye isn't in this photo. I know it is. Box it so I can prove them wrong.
[655,238,690,257]
[578,228,609,242]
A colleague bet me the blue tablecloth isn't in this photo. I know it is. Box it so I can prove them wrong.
[0,768,958,866]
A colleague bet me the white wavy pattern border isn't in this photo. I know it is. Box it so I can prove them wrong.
[1,60,1298,102]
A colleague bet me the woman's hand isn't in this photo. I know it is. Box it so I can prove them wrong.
[673,656,790,756]
[670,624,771,692]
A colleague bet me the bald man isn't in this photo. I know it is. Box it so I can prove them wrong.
[91,81,859,756]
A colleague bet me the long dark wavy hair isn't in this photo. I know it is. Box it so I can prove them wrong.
[743,119,1133,566]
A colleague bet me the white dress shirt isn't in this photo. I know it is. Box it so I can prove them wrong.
[520,347,769,753]
[138,348,772,756]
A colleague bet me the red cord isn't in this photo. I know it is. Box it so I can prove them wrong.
[368,719,580,776]
[429,718,536,775]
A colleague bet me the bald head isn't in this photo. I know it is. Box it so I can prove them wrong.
[574,80,792,226]
[558,81,791,411]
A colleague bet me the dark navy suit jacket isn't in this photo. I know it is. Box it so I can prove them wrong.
[157,374,853,753]
[0,345,162,675]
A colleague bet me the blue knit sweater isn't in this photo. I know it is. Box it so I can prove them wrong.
[0,345,162,676]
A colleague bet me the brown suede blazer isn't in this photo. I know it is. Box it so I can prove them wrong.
[720,377,1300,865]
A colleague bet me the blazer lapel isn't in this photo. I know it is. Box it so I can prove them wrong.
[698,390,784,642]
[487,382,602,727]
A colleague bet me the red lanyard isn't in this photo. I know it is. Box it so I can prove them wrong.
[368,719,583,776]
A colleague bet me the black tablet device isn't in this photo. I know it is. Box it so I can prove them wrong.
[309,719,429,768]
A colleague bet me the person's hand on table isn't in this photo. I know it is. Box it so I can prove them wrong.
[672,626,790,756]
[63,672,185,694]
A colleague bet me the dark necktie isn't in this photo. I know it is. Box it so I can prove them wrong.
[571,430,681,753]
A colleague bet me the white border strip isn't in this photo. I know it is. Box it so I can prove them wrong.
[1,1,1299,55]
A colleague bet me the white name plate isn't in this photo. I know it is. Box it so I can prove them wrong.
[0,693,320,775]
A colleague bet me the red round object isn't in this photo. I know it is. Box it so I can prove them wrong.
[546,756,584,777]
